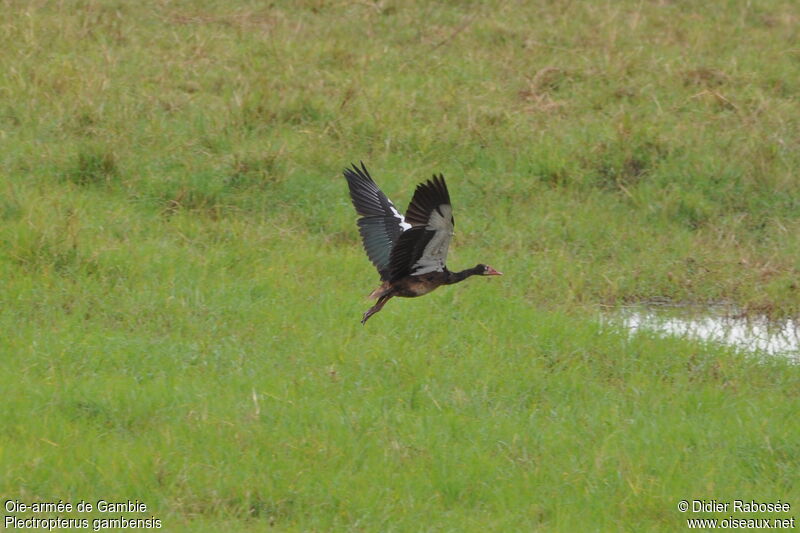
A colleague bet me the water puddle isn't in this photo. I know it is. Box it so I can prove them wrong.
[606,304,800,361]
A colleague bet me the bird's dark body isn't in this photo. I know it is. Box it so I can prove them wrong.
[395,273,447,298]
[343,163,500,324]
[370,271,449,300]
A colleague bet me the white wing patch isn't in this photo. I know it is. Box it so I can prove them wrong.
[411,204,454,275]
[390,205,412,232]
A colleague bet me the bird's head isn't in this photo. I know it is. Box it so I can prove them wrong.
[476,264,502,276]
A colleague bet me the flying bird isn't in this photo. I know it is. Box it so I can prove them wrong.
[343,162,501,324]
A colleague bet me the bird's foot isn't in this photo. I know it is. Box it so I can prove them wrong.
[361,309,374,325]
[360,294,392,325]
[361,304,382,325]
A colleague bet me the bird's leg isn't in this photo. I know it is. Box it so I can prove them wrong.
[361,293,393,325]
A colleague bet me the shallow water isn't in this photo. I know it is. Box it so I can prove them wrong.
[607,305,800,361]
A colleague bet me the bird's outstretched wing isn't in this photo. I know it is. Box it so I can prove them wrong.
[343,162,411,280]
[388,174,454,281]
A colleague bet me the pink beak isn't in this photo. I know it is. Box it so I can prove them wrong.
[486,266,502,276]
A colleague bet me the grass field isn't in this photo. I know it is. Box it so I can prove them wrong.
[2,1,800,530]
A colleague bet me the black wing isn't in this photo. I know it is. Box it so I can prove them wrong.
[388,174,454,281]
[343,162,411,280]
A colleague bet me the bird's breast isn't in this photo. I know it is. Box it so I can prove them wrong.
[394,273,447,298]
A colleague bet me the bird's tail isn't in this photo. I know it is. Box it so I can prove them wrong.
[368,281,391,300]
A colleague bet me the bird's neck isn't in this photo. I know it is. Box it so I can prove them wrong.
[445,266,482,285]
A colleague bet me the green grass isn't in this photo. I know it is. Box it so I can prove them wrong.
[1,0,799,530]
